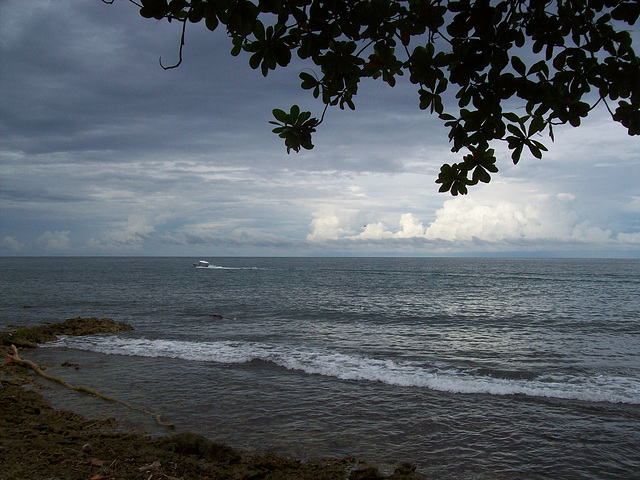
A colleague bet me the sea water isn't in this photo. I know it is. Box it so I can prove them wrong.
[1,257,639,479]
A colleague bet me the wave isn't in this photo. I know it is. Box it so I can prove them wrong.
[196,265,259,270]
[45,336,639,405]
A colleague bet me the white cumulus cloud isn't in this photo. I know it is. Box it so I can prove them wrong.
[307,208,355,241]
[306,184,635,254]
[88,214,162,252]
[396,213,425,238]
[617,232,640,244]
[355,222,394,240]
[37,231,70,251]
[1,236,23,252]
[422,194,579,242]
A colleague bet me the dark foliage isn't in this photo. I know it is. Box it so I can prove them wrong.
[106,0,639,194]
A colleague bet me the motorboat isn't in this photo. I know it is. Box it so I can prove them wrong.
[194,260,210,268]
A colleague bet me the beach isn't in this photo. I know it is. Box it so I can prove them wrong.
[2,257,639,479]
[0,320,424,480]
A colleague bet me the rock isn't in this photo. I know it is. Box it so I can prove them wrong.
[348,465,386,480]
[390,462,427,479]
[46,317,134,337]
[82,443,92,453]
[61,361,80,370]
[394,462,417,475]
[0,318,134,347]
[139,460,161,471]
[162,433,241,464]
[0,334,37,348]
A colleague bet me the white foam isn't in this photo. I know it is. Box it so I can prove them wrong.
[45,336,640,404]
[196,265,259,270]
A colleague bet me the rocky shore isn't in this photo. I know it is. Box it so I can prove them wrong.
[0,316,134,348]
[0,318,426,480]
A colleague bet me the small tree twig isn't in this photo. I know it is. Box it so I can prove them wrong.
[160,18,187,70]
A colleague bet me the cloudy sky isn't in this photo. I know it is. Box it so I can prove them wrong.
[1,0,639,257]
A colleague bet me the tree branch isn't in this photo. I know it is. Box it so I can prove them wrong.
[160,18,188,70]
[5,344,175,429]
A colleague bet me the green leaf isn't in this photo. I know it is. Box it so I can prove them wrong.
[503,112,521,123]
[611,2,640,24]
[205,14,218,31]
[272,108,288,123]
[553,50,567,70]
[298,111,311,123]
[274,44,291,67]
[435,78,448,95]
[433,96,443,114]
[188,5,204,22]
[300,72,317,89]
[527,141,543,159]
[511,56,526,77]
[528,60,548,77]
[511,145,523,164]
[438,182,452,193]
[249,52,262,70]
[507,124,524,137]
[473,166,491,184]
[530,140,548,152]
[230,37,243,57]
[528,115,545,136]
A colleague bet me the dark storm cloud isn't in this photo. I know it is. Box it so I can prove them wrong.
[1,0,638,256]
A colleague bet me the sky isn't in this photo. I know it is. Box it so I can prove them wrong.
[1,0,639,257]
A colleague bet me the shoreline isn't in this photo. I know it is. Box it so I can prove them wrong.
[1,319,425,480]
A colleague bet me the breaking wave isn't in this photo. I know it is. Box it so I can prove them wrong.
[45,335,639,405]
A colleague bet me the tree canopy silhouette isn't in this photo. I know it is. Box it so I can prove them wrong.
[105,0,639,194]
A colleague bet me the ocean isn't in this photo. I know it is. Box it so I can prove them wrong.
[1,257,639,479]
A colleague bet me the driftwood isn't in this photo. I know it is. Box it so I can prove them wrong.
[4,344,175,429]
